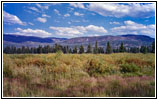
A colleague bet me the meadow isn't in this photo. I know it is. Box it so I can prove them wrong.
[3,52,155,97]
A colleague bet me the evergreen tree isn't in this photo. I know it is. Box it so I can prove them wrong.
[3,46,10,54]
[73,46,78,54]
[86,44,92,53]
[130,47,139,53]
[147,46,151,53]
[93,41,98,54]
[106,41,112,54]
[79,45,84,54]
[152,41,155,53]
[98,47,104,54]
[54,43,61,52]
[119,42,125,52]
[30,47,34,54]
[21,46,26,53]
[63,46,67,54]
[66,46,69,53]
[37,45,42,54]
[140,46,147,54]
[69,48,72,53]
[25,46,30,53]
[17,48,22,54]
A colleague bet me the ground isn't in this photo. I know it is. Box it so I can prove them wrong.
[3,53,155,97]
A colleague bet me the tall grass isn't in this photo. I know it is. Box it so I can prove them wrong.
[3,53,155,97]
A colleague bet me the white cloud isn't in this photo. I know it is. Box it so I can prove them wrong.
[91,13,96,16]
[111,20,155,36]
[86,3,155,18]
[6,28,52,37]
[82,19,89,22]
[54,9,61,16]
[68,7,74,12]
[71,20,80,23]
[28,22,34,25]
[36,4,49,10]
[49,25,107,37]
[37,17,47,23]
[3,11,26,25]
[51,3,61,5]
[68,22,71,24]
[54,20,60,23]
[64,13,70,17]
[70,3,85,9]
[42,14,51,18]
[74,12,84,16]
[28,7,40,13]
[109,21,120,25]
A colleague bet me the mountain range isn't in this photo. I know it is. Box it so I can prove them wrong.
[3,34,154,48]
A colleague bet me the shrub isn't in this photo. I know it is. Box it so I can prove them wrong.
[3,64,13,78]
[86,59,106,76]
[55,50,63,59]
[120,63,139,73]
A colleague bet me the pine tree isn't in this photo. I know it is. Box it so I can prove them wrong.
[140,46,147,54]
[86,44,92,53]
[69,48,72,53]
[3,46,10,54]
[106,41,112,54]
[66,46,69,53]
[37,45,42,54]
[93,41,98,54]
[73,46,78,54]
[54,43,60,52]
[98,47,104,53]
[119,42,125,52]
[63,46,67,54]
[17,48,22,54]
[152,41,155,53]
[79,45,84,54]
[22,46,26,53]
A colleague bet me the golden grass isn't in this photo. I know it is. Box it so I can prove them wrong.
[3,53,155,97]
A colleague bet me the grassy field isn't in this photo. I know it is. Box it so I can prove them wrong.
[3,52,155,97]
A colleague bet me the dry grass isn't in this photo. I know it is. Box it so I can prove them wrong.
[3,53,155,97]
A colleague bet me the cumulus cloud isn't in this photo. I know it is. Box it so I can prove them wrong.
[36,4,49,10]
[111,20,155,36]
[54,9,61,16]
[74,12,84,16]
[64,13,70,17]
[86,3,155,18]
[71,20,80,23]
[68,21,71,24]
[42,14,51,18]
[49,25,107,37]
[6,28,52,37]
[70,3,85,9]
[37,17,47,23]
[109,21,120,25]
[3,11,26,25]
[28,22,34,25]
[28,7,40,13]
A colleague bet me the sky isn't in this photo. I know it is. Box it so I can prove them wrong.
[3,3,156,38]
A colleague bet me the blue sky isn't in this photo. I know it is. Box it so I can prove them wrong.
[3,3,155,38]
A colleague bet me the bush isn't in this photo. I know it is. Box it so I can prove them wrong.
[120,63,139,73]
[3,64,13,78]
[55,50,63,59]
[86,59,107,76]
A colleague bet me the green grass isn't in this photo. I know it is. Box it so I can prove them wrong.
[3,53,155,97]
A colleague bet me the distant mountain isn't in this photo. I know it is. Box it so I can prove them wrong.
[60,34,154,48]
[3,34,154,48]
[3,34,67,43]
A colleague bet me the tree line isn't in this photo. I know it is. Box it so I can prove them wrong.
[3,41,155,54]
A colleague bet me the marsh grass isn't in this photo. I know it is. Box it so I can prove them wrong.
[3,53,155,97]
